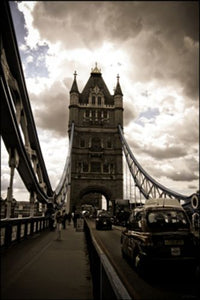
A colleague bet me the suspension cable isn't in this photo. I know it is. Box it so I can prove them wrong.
[118,124,192,202]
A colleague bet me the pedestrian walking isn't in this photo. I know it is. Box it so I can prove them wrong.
[68,212,72,225]
[56,210,63,240]
[62,210,67,229]
[73,210,81,228]
[50,213,56,231]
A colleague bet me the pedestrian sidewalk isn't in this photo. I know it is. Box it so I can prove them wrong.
[1,223,93,299]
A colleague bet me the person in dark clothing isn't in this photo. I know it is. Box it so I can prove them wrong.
[49,213,56,231]
[73,211,81,228]
[68,212,72,225]
[62,210,67,229]
[45,206,56,231]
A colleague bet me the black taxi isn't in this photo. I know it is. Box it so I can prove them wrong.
[96,210,113,230]
[121,198,199,275]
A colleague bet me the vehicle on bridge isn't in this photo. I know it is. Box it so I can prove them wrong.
[113,210,130,227]
[96,210,113,230]
[113,199,130,227]
[81,204,94,218]
[121,198,199,276]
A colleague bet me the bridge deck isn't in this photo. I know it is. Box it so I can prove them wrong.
[1,224,93,300]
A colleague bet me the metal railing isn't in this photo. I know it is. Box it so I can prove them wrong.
[0,216,50,248]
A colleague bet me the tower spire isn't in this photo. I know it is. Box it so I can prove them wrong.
[91,62,101,74]
[70,70,79,94]
[74,70,77,80]
[114,74,123,96]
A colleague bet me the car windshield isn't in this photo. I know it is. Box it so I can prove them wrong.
[147,209,189,231]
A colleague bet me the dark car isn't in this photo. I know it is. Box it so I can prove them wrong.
[114,210,130,227]
[121,198,199,275]
[96,211,113,230]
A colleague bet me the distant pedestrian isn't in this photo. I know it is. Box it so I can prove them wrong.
[62,210,67,229]
[50,213,56,231]
[56,210,63,240]
[73,211,78,228]
[73,210,81,228]
[68,212,72,225]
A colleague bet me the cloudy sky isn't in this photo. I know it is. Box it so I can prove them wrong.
[1,1,199,202]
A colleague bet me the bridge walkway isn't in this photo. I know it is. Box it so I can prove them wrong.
[1,223,93,300]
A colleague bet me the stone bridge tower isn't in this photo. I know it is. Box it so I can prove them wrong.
[68,64,123,212]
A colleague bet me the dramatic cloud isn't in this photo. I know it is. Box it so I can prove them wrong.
[30,81,69,136]
[31,1,199,100]
[2,1,198,202]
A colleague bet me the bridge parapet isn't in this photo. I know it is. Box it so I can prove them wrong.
[0,217,50,248]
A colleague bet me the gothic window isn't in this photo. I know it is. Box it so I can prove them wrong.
[92,96,95,105]
[83,162,89,172]
[97,110,101,119]
[92,110,95,119]
[85,110,90,118]
[103,111,107,118]
[110,163,114,174]
[91,162,101,173]
[97,96,101,105]
[80,139,85,147]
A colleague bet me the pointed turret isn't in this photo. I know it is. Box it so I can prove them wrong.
[114,74,123,126]
[114,74,123,108]
[114,74,123,96]
[70,71,79,107]
[70,71,79,94]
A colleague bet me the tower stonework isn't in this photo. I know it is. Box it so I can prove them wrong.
[68,65,123,211]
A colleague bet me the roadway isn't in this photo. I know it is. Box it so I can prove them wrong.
[86,218,199,300]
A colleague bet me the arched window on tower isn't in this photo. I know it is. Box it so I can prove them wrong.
[92,96,95,105]
[103,111,108,118]
[97,96,101,105]
[92,110,96,120]
[83,162,89,172]
[80,138,85,148]
[97,110,101,119]
[85,110,90,118]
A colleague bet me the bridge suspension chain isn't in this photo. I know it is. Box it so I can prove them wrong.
[118,125,192,203]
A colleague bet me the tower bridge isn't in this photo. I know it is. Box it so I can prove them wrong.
[1,2,198,215]
[1,2,199,300]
